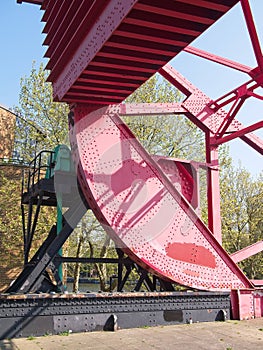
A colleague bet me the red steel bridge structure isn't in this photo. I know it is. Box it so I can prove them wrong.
[1,0,263,337]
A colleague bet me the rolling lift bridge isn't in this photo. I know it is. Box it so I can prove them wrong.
[1,0,263,338]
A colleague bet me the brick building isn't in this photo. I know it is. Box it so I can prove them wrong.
[0,106,24,292]
[0,105,16,160]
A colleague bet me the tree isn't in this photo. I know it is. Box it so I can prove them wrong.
[13,62,69,163]
[0,162,58,291]
[0,63,70,291]
[220,160,263,279]
[0,167,24,291]
[67,211,116,293]
[14,63,70,262]
[124,74,205,161]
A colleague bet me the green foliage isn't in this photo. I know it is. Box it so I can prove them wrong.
[13,62,69,163]
[66,210,118,292]
[124,74,205,161]
[58,330,71,336]
[0,169,23,251]
[0,168,24,288]
[220,160,263,279]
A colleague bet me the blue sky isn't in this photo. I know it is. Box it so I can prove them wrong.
[0,0,262,175]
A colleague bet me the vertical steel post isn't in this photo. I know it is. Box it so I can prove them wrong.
[206,132,222,244]
[57,192,63,284]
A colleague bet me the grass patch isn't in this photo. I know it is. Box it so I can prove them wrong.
[59,330,71,336]
[27,336,36,340]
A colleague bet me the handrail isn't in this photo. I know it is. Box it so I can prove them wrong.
[23,150,55,194]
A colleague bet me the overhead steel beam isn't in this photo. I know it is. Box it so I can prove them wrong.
[51,0,138,101]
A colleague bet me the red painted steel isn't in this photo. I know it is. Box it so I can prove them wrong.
[205,136,222,243]
[231,289,263,319]
[159,64,263,241]
[159,65,263,155]
[17,0,43,5]
[212,121,263,146]
[241,0,263,71]
[121,98,224,242]
[184,46,253,74]
[121,90,262,245]
[18,0,263,296]
[119,102,186,116]
[231,241,263,263]
[251,280,263,287]
[36,0,239,105]
[152,156,200,210]
[69,103,252,291]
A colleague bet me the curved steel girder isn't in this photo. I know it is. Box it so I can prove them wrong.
[69,104,252,291]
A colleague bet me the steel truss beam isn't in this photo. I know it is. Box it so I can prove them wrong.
[23,195,43,265]
[241,0,263,71]
[55,254,175,293]
[0,291,230,339]
[159,64,263,155]
[181,0,263,152]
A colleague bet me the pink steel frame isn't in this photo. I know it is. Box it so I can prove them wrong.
[18,0,263,297]
[159,64,263,245]
[70,103,253,291]
[69,54,262,291]
[69,0,263,293]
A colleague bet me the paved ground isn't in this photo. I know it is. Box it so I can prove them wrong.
[1,318,263,350]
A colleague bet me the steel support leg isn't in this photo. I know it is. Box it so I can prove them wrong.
[206,133,222,244]
[7,196,87,293]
